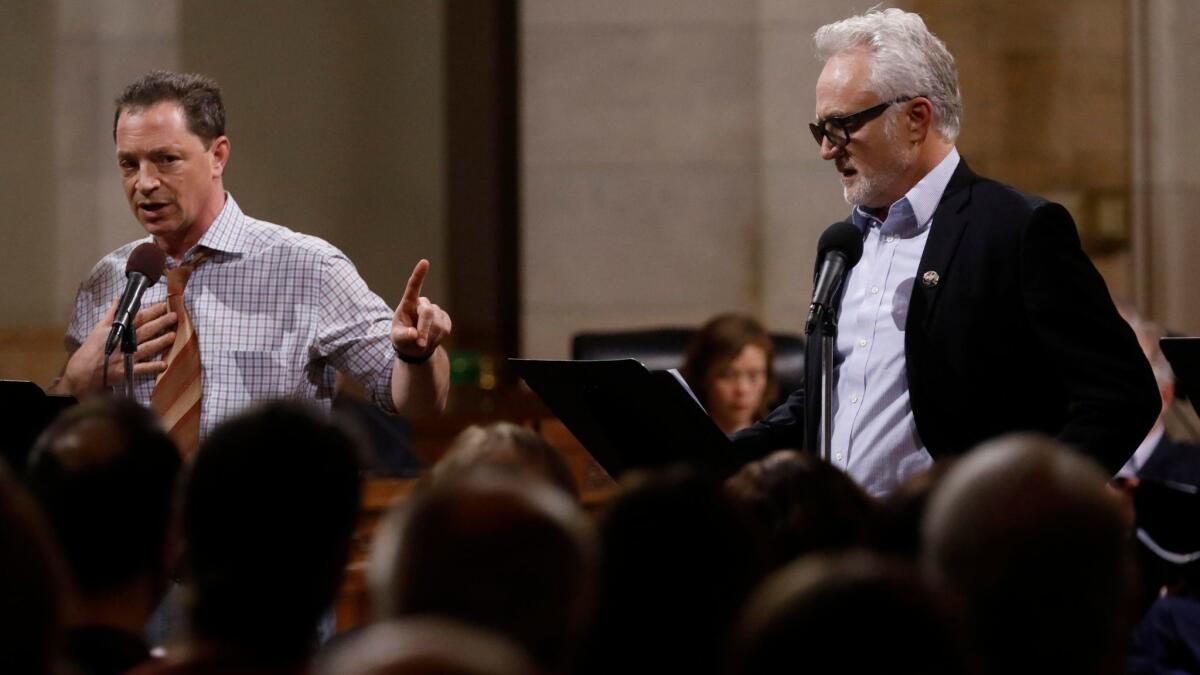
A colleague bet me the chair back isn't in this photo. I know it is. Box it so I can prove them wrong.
[571,327,805,407]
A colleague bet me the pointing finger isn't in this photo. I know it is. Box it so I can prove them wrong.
[401,259,430,307]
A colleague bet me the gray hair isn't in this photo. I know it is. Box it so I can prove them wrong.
[814,8,963,141]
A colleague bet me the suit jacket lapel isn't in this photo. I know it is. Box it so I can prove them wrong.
[907,159,976,332]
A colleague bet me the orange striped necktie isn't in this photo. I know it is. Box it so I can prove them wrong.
[151,248,213,458]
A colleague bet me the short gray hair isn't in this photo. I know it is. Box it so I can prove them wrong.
[814,8,963,141]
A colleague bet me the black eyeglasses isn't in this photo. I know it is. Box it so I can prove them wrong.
[809,97,913,149]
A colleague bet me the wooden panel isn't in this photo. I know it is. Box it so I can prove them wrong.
[0,327,68,388]
[334,417,619,631]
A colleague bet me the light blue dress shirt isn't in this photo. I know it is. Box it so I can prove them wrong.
[826,148,961,498]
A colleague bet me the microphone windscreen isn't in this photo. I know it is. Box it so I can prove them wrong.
[126,242,167,285]
[817,221,864,268]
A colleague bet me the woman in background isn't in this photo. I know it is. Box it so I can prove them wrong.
[682,314,777,435]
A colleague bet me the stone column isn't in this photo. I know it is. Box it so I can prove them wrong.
[520,0,851,358]
[758,0,871,333]
[1130,0,1200,334]
[53,0,181,320]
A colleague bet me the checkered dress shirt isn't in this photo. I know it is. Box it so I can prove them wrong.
[66,194,398,439]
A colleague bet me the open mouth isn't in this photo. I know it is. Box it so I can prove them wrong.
[138,202,169,214]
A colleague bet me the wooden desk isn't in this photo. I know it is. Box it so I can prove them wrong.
[337,477,417,631]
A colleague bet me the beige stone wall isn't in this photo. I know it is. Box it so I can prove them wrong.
[0,0,1191,386]
[757,1,876,334]
[1131,0,1200,335]
[0,0,181,385]
[519,0,852,359]
[911,0,1133,302]
[179,0,447,309]
[0,3,57,332]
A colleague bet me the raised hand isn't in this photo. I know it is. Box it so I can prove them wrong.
[391,259,452,361]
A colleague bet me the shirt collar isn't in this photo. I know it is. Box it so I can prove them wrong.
[851,146,961,237]
[193,193,254,257]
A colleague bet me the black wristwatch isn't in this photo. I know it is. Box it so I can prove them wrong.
[394,344,434,365]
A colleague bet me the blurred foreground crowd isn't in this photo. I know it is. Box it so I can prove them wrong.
[3,390,1197,675]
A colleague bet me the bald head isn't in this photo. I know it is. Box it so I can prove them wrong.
[371,471,595,673]
[922,434,1132,675]
[26,398,180,597]
[314,618,537,675]
[733,552,967,675]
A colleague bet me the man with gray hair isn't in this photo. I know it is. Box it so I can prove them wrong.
[732,8,1157,497]
[1116,307,1200,485]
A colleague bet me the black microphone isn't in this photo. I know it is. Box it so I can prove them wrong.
[805,222,864,335]
[104,243,167,356]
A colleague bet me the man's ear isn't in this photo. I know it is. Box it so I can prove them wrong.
[907,97,934,143]
[209,135,231,178]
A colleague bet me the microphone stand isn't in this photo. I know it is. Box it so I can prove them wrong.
[120,326,137,399]
[806,306,838,462]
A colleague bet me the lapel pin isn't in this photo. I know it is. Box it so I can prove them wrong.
[921,270,940,288]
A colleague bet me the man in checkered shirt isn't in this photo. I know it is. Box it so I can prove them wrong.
[51,71,451,437]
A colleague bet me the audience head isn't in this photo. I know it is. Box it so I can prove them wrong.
[922,433,1133,675]
[682,314,777,435]
[725,450,877,570]
[432,422,579,500]
[732,551,969,675]
[872,460,954,561]
[315,618,538,675]
[0,460,66,675]
[183,401,363,664]
[26,397,181,607]
[581,464,764,675]
[371,470,595,674]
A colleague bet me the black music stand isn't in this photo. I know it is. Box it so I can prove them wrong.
[509,358,739,479]
[0,380,76,472]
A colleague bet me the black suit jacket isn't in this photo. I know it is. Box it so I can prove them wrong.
[1139,433,1200,487]
[732,160,1160,474]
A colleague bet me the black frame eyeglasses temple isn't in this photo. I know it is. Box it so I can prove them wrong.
[809,97,915,148]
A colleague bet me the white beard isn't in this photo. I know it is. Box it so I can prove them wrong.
[841,122,911,209]
[843,170,891,208]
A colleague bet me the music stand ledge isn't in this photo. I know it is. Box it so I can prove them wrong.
[0,380,76,472]
[509,358,741,479]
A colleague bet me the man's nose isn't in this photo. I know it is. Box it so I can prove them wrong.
[819,136,843,161]
[135,163,161,193]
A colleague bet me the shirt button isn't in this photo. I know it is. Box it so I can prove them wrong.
[858,339,868,348]
[886,235,896,243]
[871,286,880,294]
[850,393,860,403]
[835,453,844,461]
